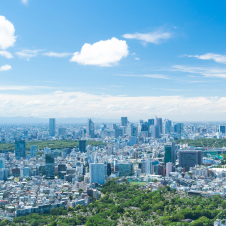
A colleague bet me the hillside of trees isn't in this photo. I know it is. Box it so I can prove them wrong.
[175,138,226,148]
[4,179,226,225]
[0,140,105,152]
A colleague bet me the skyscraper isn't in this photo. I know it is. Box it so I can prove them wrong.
[79,140,86,153]
[45,153,55,179]
[219,126,226,134]
[164,142,176,165]
[0,158,5,169]
[157,117,162,134]
[15,140,26,160]
[58,127,66,136]
[164,119,172,134]
[30,145,37,158]
[179,150,202,171]
[148,119,154,126]
[174,123,183,134]
[49,118,56,136]
[121,117,128,126]
[87,118,94,138]
[90,163,105,185]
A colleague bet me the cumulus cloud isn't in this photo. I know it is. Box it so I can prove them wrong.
[172,65,226,78]
[70,37,129,66]
[15,49,43,61]
[0,16,16,50]
[0,51,13,59]
[0,91,226,121]
[0,65,12,72]
[123,30,172,44]
[43,52,72,57]
[118,74,169,79]
[188,53,226,64]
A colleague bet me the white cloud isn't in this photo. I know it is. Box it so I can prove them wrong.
[118,74,169,79]
[0,51,13,59]
[0,16,16,50]
[123,30,172,44]
[188,53,226,64]
[70,37,129,66]
[0,85,52,91]
[0,91,226,121]
[21,0,28,4]
[135,58,140,60]
[15,49,43,61]
[172,65,226,78]
[0,65,12,72]
[43,52,72,57]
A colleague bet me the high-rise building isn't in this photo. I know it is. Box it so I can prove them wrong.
[164,142,176,165]
[164,119,172,134]
[15,140,26,160]
[174,123,183,134]
[79,140,86,153]
[30,145,37,158]
[179,150,202,171]
[90,163,105,185]
[21,167,31,178]
[58,127,66,136]
[45,153,55,179]
[157,118,162,134]
[148,119,154,126]
[87,118,94,138]
[166,162,172,177]
[145,159,154,174]
[0,158,5,169]
[121,117,128,126]
[49,118,56,136]
[219,126,226,134]
[107,163,111,176]
[114,162,133,177]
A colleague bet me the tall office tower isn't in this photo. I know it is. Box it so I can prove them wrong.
[145,159,153,174]
[87,118,94,138]
[79,140,86,153]
[107,163,111,176]
[219,126,226,134]
[166,162,172,177]
[153,125,160,139]
[164,119,172,134]
[179,150,202,171]
[30,145,37,158]
[157,117,163,134]
[125,123,134,136]
[0,158,5,168]
[154,116,162,137]
[15,140,26,160]
[164,142,176,165]
[49,118,56,136]
[121,117,128,126]
[174,123,183,134]
[148,119,154,126]
[90,163,105,185]
[58,127,66,136]
[45,153,55,179]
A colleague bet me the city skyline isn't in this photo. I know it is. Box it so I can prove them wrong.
[1,1,226,120]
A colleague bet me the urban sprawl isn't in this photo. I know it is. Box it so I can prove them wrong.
[1,117,226,225]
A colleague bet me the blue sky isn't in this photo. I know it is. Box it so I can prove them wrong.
[0,0,226,121]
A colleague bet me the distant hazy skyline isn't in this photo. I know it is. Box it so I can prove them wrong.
[0,1,226,121]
